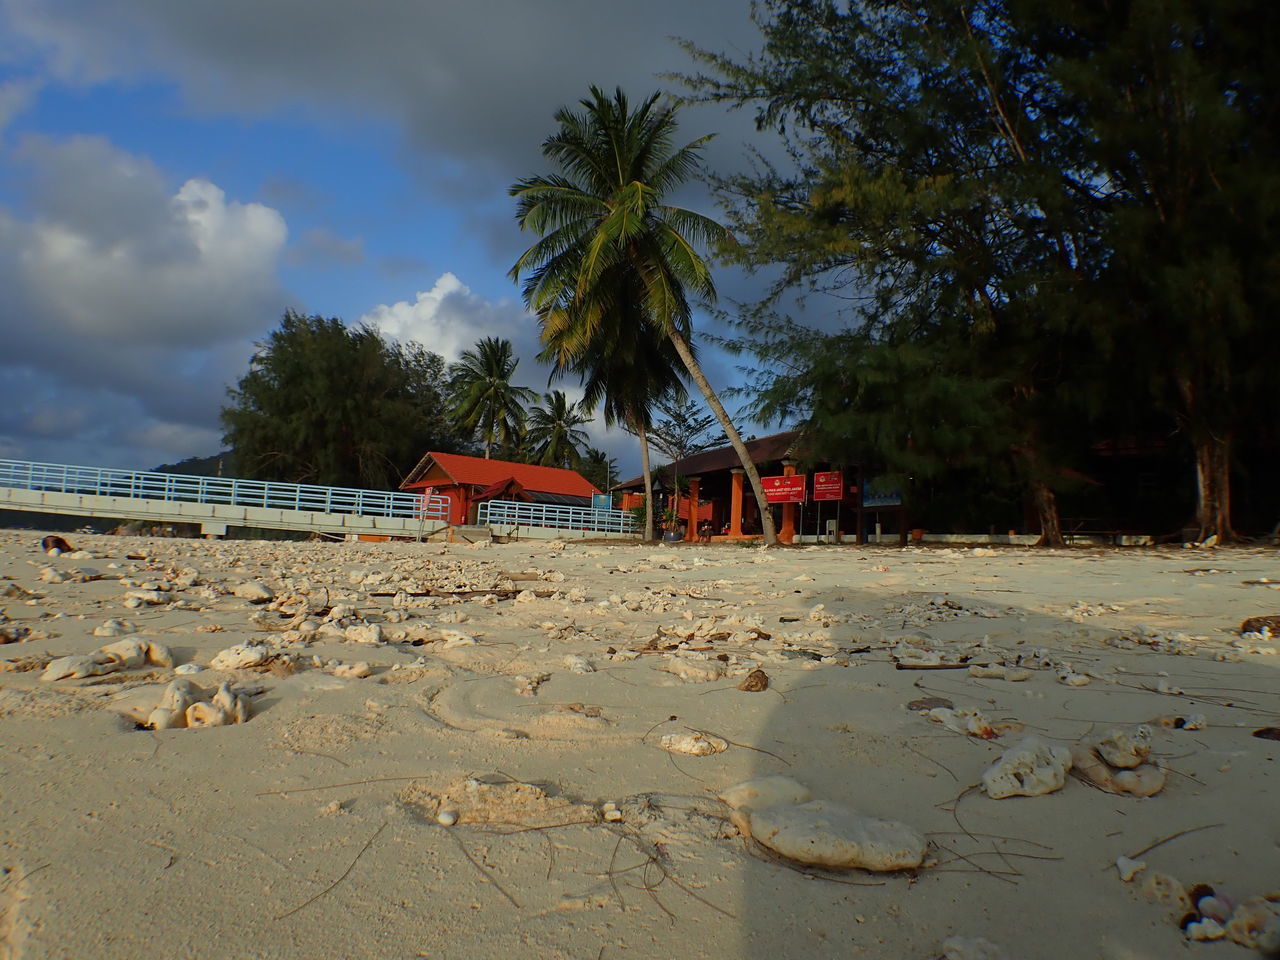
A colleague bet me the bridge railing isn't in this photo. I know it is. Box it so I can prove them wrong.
[476,498,636,534]
[0,459,449,521]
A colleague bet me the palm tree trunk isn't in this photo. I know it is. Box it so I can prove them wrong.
[635,417,656,541]
[665,328,778,546]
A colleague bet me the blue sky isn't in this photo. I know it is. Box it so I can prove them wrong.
[0,0,798,479]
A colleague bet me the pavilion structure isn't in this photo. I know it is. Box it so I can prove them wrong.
[400,451,599,526]
[612,430,903,543]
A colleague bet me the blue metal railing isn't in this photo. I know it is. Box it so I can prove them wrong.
[0,459,450,521]
[476,498,636,534]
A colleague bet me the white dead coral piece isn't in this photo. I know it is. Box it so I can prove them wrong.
[41,638,175,681]
[1225,895,1280,949]
[1070,726,1165,797]
[719,775,813,813]
[1142,871,1191,913]
[344,623,383,645]
[138,679,254,730]
[748,800,927,871]
[1185,918,1226,941]
[1115,855,1147,882]
[41,653,119,682]
[96,638,174,668]
[982,737,1073,798]
[332,662,372,679]
[660,731,728,756]
[92,618,136,637]
[718,775,813,838]
[967,664,1032,681]
[233,580,275,602]
[209,641,271,671]
[1095,725,1153,768]
[659,656,725,683]
[927,707,1000,739]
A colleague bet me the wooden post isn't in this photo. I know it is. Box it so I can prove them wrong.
[729,469,745,538]
[685,476,700,542]
[780,459,797,544]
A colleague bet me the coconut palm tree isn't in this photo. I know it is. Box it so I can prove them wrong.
[542,306,688,540]
[448,337,536,459]
[526,390,590,467]
[510,86,778,545]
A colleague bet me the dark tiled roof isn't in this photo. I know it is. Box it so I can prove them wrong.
[613,430,804,491]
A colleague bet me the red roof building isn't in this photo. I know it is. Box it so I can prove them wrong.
[400,451,600,525]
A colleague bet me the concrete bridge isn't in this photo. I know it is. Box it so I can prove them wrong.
[0,459,451,539]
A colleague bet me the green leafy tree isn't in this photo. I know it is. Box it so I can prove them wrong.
[526,390,591,467]
[648,397,723,465]
[510,86,780,545]
[578,446,619,495]
[682,0,1110,545]
[648,395,725,499]
[221,311,456,488]
[448,337,536,459]
[1022,0,1280,541]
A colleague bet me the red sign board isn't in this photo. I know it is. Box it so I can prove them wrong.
[762,474,806,503]
[813,471,843,501]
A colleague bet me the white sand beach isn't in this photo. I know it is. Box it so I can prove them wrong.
[1,530,1277,959]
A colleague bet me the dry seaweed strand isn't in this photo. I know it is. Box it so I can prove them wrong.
[743,837,888,887]
[1124,822,1225,861]
[682,724,791,766]
[446,831,522,908]
[257,774,437,797]
[275,821,386,920]
[904,737,959,781]
[601,825,737,921]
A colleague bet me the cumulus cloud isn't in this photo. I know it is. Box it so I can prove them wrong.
[0,134,291,467]
[360,272,535,366]
[361,273,650,472]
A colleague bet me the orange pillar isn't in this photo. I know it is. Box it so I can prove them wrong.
[780,460,797,544]
[729,469,745,537]
[684,477,701,541]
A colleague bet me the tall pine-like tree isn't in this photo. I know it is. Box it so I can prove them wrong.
[221,311,457,489]
[683,0,1102,544]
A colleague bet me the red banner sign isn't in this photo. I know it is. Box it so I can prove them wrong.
[762,474,806,503]
[812,471,843,501]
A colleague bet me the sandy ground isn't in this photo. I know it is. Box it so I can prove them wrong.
[0,529,1277,960]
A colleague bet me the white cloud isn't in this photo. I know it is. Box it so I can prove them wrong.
[359,272,532,365]
[0,134,290,467]
[361,274,647,475]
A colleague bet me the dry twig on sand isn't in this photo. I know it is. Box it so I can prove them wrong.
[275,822,386,921]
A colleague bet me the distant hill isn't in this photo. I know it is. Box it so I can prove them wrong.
[151,452,232,477]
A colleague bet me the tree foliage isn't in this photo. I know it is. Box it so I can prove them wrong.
[447,337,537,459]
[221,311,456,489]
[525,390,591,467]
[577,446,619,494]
[683,0,1279,541]
[647,396,724,465]
[510,86,780,543]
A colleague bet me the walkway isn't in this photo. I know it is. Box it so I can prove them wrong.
[0,459,450,538]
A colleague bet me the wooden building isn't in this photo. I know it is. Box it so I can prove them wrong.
[400,452,600,526]
[613,430,905,543]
